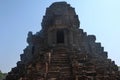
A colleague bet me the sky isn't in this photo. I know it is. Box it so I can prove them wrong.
[0,0,120,73]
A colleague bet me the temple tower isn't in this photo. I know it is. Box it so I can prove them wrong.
[5,2,120,80]
[41,2,80,48]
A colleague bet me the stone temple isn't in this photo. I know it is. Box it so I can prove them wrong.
[5,2,120,80]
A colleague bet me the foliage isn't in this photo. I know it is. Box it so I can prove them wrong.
[0,70,7,80]
[119,66,120,71]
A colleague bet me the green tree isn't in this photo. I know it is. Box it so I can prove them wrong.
[0,70,7,80]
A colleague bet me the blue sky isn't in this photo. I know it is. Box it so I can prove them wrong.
[0,0,120,73]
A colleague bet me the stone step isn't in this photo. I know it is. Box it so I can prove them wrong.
[47,74,71,80]
[52,56,68,58]
[51,60,69,63]
[49,66,71,71]
[47,71,60,78]
[51,62,69,65]
[51,58,69,61]
[47,70,71,76]
[52,53,68,56]
[51,57,69,61]
[52,54,68,57]
[51,63,70,67]
[50,64,69,67]
[52,52,68,54]
[60,76,72,80]
[61,67,71,70]
[61,72,71,76]
[52,54,68,56]
[52,57,68,59]
[51,59,69,62]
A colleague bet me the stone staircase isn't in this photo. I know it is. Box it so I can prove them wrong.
[47,48,72,80]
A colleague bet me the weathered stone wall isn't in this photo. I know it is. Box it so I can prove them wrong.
[5,2,120,80]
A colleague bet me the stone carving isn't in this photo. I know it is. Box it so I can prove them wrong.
[5,2,120,80]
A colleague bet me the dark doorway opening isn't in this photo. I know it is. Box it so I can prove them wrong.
[57,30,64,43]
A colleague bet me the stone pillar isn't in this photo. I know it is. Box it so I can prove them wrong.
[64,29,68,46]
[69,29,73,45]
[47,30,52,46]
[46,62,48,72]
[75,75,78,80]
[54,30,57,45]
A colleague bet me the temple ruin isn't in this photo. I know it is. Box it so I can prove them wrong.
[5,2,120,80]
